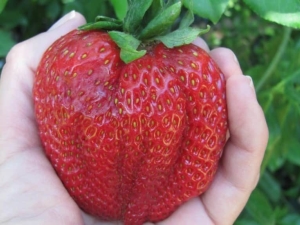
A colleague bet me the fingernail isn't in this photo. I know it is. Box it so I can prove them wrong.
[245,75,254,90]
[48,10,76,31]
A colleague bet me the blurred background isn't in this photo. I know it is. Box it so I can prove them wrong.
[0,0,299,224]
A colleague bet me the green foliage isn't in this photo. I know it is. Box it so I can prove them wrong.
[108,31,146,63]
[0,0,8,14]
[184,0,300,28]
[243,0,300,28]
[154,26,210,48]
[110,0,128,20]
[183,0,229,24]
[246,189,276,224]
[138,1,182,39]
[0,0,299,224]
[123,0,153,34]
[0,30,15,57]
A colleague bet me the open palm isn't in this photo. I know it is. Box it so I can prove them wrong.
[0,12,268,225]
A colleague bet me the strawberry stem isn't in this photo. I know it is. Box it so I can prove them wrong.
[78,0,210,63]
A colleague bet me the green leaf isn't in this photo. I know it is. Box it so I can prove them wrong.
[282,69,300,107]
[120,48,147,64]
[165,0,181,7]
[109,31,141,49]
[154,26,210,48]
[243,0,300,28]
[108,31,146,63]
[138,1,182,40]
[95,16,122,23]
[78,20,122,31]
[179,9,194,29]
[261,100,283,172]
[235,219,260,225]
[63,0,110,23]
[46,1,60,21]
[258,171,281,203]
[183,0,229,24]
[0,0,8,14]
[110,0,128,20]
[280,214,300,225]
[245,189,275,225]
[286,138,300,166]
[0,10,25,29]
[143,0,164,24]
[0,30,15,57]
[123,0,153,34]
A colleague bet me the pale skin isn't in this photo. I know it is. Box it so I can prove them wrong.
[0,11,268,225]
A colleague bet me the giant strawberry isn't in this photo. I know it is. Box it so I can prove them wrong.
[33,1,228,225]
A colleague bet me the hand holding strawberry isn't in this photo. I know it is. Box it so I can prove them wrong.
[33,2,228,224]
[0,10,268,225]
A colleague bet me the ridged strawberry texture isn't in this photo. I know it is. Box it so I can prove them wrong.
[33,30,227,225]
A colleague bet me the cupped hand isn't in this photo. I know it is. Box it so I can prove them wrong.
[0,12,268,225]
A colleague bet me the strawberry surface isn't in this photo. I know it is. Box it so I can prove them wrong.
[34,30,227,225]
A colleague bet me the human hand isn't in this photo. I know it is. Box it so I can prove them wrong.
[0,11,268,225]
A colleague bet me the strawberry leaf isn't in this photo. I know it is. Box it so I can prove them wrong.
[123,0,153,34]
[108,31,146,63]
[78,20,122,31]
[154,26,210,48]
[143,0,164,24]
[138,1,182,40]
[243,0,300,28]
[120,48,147,64]
[109,31,141,49]
[110,0,128,20]
[95,16,122,23]
[179,9,194,29]
[183,0,229,24]
[165,0,182,7]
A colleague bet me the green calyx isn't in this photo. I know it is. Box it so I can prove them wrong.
[78,0,209,64]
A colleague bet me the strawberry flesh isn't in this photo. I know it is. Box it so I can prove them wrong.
[34,30,227,225]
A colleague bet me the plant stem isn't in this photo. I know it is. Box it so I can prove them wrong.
[255,27,292,92]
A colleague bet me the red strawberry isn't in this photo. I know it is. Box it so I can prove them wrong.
[33,2,227,225]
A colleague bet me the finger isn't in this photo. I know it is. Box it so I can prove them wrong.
[192,37,210,52]
[209,47,243,80]
[200,75,268,224]
[222,75,268,190]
